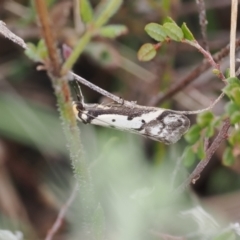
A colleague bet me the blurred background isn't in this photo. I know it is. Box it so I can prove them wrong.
[0,0,240,239]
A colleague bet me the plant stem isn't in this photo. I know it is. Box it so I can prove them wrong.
[33,1,94,229]
[61,31,91,75]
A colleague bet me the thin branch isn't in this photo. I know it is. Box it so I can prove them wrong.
[45,185,78,240]
[71,72,135,107]
[175,117,230,194]
[0,21,27,49]
[186,40,226,81]
[175,89,225,115]
[196,0,209,51]
[150,38,240,106]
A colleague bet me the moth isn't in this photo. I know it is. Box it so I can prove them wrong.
[71,76,190,145]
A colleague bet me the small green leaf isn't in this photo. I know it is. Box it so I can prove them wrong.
[145,23,167,42]
[222,84,237,100]
[205,124,215,138]
[223,82,240,104]
[196,141,206,159]
[36,39,48,60]
[231,87,240,106]
[225,68,230,78]
[137,43,157,61]
[97,24,127,38]
[229,131,240,145]
[197,111,214,128]
[230,111,240,124]
[183,146,196,167]
[80,0,93,23]
[163,17,176,24]
[184,124,202,144]
[226,77,240,86]
[181,23,195,41]
[225,102,240,115]
[163,22,184,41]
[25,43,39,62]
[223,147,235,166]
[94,0,123,28]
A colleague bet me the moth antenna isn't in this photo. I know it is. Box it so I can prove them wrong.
[73,80,85,106]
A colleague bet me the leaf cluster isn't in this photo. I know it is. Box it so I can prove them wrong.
[138,18,194,61]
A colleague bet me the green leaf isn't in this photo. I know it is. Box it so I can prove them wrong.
[181,22,195,41]
[80,0,93,23]
[229,131,240,145]
[163,17,176,24]
[183,146,196,167]
[36,39,48,60]
[205,124,215,138]
[231,87,240,106]
[197,111,214,128]
[94,0,123,28]
[222,84,237,100]
[223,147,235,166]
[163,22,184,41]
[225,68,230,78]
[230,111,240,124]
[145,23,167,42]
[225,102,240,115]
[226,77,240,86]
[137,43,157,61]
[98,24,127,38]
[25,43,39,62]
[196,141,206,159]
[25,40,48,62]
[184,124,202,144]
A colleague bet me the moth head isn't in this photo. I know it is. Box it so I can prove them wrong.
[72,101,86,122]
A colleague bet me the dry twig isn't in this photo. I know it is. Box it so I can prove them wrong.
[176,117,230,194]
[0,21,27,49]
[196,0,209,51]
[45,185,78,240]
[150,38,240,106]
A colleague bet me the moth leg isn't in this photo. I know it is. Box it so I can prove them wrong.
[119,97,125,106]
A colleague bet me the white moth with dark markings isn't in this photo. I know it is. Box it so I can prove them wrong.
[72,101,190,145]
[70,72,190,145]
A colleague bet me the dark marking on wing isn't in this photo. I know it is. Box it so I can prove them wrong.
[79,103,155,123]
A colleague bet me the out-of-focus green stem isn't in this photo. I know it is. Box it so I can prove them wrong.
[34,0,96,233]
[61,31,91,75]
[53,77,90,181]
